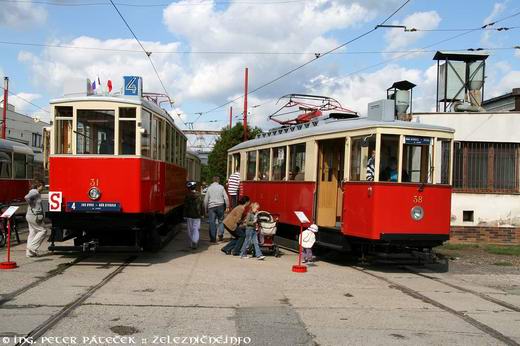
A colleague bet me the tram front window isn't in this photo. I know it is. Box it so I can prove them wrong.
[76,110,115,155]
[403,136,433,183]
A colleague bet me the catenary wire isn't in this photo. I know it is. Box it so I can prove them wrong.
[192,0,412,123]
[108,0,187,126]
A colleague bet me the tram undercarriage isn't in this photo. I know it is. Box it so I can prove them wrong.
[47,207,183,252]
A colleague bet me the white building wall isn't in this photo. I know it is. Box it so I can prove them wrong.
[1,104,49,162]
[413,111,520,228]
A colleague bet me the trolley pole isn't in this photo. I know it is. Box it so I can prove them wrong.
[229,106,233,129]
[243,67,248,141]
[1,77,8,140]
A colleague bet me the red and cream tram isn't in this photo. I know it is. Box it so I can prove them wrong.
[228,109,454,253]
[0,139,35,206]
[47,92,190,251]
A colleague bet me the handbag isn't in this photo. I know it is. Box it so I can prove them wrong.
[31,207,45,224]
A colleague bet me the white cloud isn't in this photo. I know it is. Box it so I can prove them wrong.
[304,64,437,115]
[0,1,46,29]
[10,92,42,114]
[18,36,185,99]
[384,11,441,52]
[162,0,402,103]
[481,1,508,45]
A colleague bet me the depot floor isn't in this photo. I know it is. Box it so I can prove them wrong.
[1,223,520,346]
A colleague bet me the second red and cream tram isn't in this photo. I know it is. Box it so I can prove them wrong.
[47,93,189,251]
[228,114,454,253]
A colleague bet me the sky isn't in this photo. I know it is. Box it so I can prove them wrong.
[0,0,519,136]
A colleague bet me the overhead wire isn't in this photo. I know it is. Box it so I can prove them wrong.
[0,0,313,7]
[192,0,412,123]
[1,39,519,55]
[193,7,520,122]
[0,86,50,114]
[108,0,187,126]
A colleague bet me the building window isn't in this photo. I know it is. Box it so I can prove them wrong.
[32,133,42,148]
[453,141,519,193]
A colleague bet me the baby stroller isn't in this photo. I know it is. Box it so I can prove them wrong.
[257,211,280,257]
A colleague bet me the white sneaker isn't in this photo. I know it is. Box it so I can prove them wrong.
[257,256,265,260]
[240,256,249,259]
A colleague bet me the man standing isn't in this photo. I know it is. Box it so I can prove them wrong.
[204,176,229,242]
[227,165,241,208]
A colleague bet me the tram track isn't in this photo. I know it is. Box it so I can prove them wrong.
[0,255,90,306]
[15,255,138,346]
[351,266,520,346]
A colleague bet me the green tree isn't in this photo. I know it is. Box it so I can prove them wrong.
[205,123,262,182]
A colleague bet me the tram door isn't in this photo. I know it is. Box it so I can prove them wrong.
[317,139,345,228]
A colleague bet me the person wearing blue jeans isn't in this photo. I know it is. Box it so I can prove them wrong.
[204,176,229,243]
[239,202,265,260]
[208,205,225,242]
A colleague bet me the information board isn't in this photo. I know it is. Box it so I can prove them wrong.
[67,202,121,212]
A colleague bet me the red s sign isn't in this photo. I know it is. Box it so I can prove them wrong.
[49,191,62,212]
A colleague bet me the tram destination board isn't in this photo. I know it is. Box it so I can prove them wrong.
[66,202,121,212]
[405,136,431,145]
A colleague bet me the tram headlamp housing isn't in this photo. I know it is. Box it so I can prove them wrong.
[88,187,101,201]
[410,206,424,221]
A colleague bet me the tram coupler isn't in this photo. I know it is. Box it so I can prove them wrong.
[82,240,99,252]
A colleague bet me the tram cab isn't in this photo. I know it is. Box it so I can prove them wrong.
[228,115,454,251]
[46,84,189,251]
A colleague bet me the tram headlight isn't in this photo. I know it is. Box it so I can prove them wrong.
[410,206,424,221]
[88,187,101,201]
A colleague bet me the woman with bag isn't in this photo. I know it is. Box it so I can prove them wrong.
[25,180,48,257]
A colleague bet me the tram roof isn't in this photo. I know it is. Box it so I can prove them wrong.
[230,117,454,151]
[0,138,34,156]
[49,95,183,134]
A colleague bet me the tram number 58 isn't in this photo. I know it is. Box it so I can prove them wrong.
[90,178,99,187]
[413,196,423,203]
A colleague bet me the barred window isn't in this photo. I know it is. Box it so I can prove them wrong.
[453,142,519,193]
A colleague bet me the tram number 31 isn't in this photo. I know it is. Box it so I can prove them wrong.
[90,178,99,187]
[413,196,423,203]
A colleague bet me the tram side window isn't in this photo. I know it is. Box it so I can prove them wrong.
[350,135,375,181]
[170,128,175,163]
[77,110,115,155]
[55,119,72,154]
[14,153,26,178]
[435,139,451,184]
[151,117,159,160]
[258,149,269,180]
[289,143,305,181]
[26,155,34,179]
[175,131,181,165]
[119,108,136,155]
[165,124,171,162]
[0,151,11,178]
[141,110,151,157]
[379,135,400,182]
[246,151,256,180]
[403,136,433,183]
[271,147,286,180]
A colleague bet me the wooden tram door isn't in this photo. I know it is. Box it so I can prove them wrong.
[316,139,345,227]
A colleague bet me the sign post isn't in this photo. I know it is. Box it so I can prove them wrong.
[293,211,310,273]
[1,206,19,270]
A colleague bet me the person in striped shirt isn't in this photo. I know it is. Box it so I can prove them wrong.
[366,149,376,181]
[227,166,241,208]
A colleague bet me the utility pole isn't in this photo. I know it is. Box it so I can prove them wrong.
[1,77,8,140]
[229,106,233,129]
[243,67,248,141]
